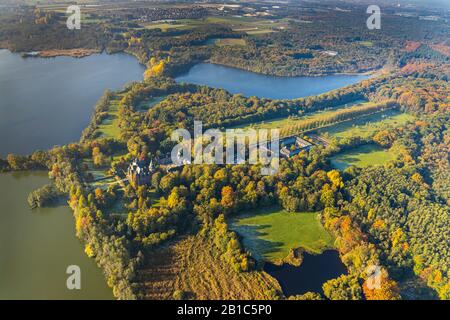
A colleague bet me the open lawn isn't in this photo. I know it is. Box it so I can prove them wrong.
[359,41,374,47]
[97,94,123,139]
[330,144,398,170]
[82,159,116,189]
[142,22,190,31]
[136,96,167,112]
[214,38,247,46]
[233,100,367,131]
[245,29,276,35]
[231,208,334,263]
[318,110,415,139]
[108,199,129,217]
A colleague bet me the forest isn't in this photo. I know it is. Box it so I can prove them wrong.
[0,0,449,301]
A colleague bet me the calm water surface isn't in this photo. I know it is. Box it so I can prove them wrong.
[264,250,347,296]
[0,172,113,299]
[176,63,369,100]
[0,49,145,156]
[0,51,142,298]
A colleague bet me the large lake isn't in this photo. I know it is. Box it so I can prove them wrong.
[175,63,369,100]
[0,172,113,299]
[0,50,145,299]
[0,49,145,156]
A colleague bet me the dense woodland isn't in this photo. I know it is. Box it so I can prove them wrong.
[0,1,449,300]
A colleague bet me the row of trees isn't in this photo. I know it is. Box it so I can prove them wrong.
[69,186,143,299]
[146,82,367,130]
[279,101,397,137]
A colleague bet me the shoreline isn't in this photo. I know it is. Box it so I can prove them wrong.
[3,45,377,78]
[22,48,101,58]
[203,60,378,78]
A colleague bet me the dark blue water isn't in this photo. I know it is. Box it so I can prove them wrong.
[176,63,369,100]
[0,50,145,156]
[264,250,347,296]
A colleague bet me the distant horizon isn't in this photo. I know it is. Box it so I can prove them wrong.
[0,0,449,8]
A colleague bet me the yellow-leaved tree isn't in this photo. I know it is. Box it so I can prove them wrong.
[144,57,166,79]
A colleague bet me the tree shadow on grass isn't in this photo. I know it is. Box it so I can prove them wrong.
[232,223,285,263]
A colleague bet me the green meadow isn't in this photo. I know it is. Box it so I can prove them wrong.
[97,95,122,139]
[97,95,167,138]
[136,96,167,112]
[214,38,247,46]
[232,100,368,131]
[330,144,397,170]
[231,207,334,263]
[142,23,190,31]
[318,109,415,139]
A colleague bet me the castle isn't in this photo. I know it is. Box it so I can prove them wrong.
[127,158,154,187]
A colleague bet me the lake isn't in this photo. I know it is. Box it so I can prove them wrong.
[175,63,369,100]
[0,172,113,299]
[264,250,347,297]
[0,49,145,156]
[0,50,143,299]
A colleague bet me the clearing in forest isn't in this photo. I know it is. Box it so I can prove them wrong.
[330,144,398,170]
[231,208,334,263]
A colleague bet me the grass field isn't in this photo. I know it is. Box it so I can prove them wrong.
[97,95,123,139]
[82,159,116,189]
[231,207,334,263]
[330,144,398,170]
[232,100,368,131]
[142,22,190,31]
[214,38,247,46]
[317,110,415,139]
[97,95,166,138]
[359,41,374,47]
[245,29,276,35]
[136,96,167,112]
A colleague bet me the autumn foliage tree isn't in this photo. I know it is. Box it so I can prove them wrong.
[144,57,166,80]
[220,186,236,213]
[362,269,401,300]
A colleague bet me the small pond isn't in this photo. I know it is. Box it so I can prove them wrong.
[264,250,347,297]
